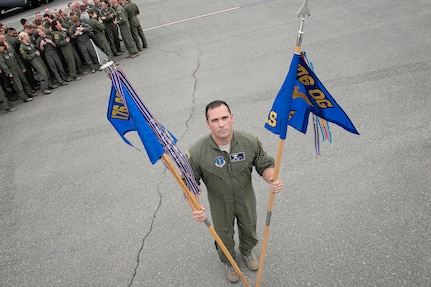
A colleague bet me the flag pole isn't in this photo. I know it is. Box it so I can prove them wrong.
[256,1,310,286]
[161,154,251,287]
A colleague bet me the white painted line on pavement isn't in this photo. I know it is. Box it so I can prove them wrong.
[143,6,240,31]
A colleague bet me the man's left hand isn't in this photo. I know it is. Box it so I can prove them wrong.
[269,178,283,193]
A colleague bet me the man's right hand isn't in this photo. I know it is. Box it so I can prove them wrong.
[192,206,206,222]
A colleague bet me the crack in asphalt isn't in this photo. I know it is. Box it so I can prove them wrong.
[127,32,201,286]
[128,174,165,287]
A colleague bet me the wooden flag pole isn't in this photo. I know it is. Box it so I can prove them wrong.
[256,140,284,287]
[161,154,251,287]
[256,1,310,286]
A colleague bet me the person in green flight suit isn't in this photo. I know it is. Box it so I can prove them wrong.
[18,32,58,94]
[36,27,71,86]
[87,9,114,61]
[0,42,35,102]
[124,0,148,51]
[100,0,122,56]
[69,15,99,73]
[50,20,83,81]
[188,100,283,283]
[5,27,38,90]
[110,0,139,58]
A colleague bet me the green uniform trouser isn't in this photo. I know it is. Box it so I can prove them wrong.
[59,43,83,78]
[44,49,68,84]
[118,23,138,55]
[0,85,10,110]
[129,17,147,49]
[30,57,52,90]
[94,33,114,60]
[75,40,98,70]
[211,180,258,264]
[10,68,31,101]
[104,22,121,54]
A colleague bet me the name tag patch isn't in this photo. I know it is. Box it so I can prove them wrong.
[230,152,245,162]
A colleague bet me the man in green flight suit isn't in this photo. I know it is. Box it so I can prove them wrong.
[188,100,283,283]
[0,42,35,103]
[110,0,139,58]
[100,0,122,56]
[88,9,114,61]
[18,32,57,94]
[51,20,83,81]
[124,0,148,50]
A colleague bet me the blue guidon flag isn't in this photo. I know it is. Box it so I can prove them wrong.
[265,52,359,139]
[107,79,173,165]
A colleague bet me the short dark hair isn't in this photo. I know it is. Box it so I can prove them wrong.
[205,100,231,120]
[20,18,27,25]
[51,20,59,31]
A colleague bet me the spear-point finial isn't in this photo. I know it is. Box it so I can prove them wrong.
[297,0,311,19]
[296,0,311,50]
[90,39,116,74]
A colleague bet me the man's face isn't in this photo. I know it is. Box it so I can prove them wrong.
[24,28,34,35]
[206,104,234,143]
[7,30,17,37]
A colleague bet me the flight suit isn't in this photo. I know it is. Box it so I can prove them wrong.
[0,47,33,101]
[187,131,274,264]
[19,41,53,91]
[69,22,99,71]
[36,34,69,84]
[5,34,38,89]
[52,30,83,79]
[113,4,138,56]
[124,1,147,50]
[88,17,114,60]
[100,7,122,54]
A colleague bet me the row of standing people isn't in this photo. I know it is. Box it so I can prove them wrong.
[0,0,148,113]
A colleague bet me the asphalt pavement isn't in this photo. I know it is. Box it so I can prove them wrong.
[1,0,430,286]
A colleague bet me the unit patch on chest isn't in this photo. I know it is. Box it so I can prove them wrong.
[215,156,225,168]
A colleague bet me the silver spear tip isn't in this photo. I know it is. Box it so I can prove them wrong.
[297,0,311,19]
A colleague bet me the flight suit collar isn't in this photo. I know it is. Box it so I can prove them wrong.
[208,132,238,152]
